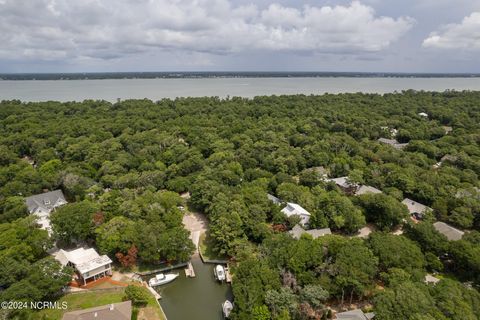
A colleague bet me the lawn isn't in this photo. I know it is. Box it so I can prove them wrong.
[34,286,166,320]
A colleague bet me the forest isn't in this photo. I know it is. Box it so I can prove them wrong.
[0,91,480,319]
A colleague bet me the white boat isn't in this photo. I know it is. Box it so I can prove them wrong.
[148,273,179,287]
[222,300,233,318]
[214,264,226,282]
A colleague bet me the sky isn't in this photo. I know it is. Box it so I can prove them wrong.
[0,0,479,73]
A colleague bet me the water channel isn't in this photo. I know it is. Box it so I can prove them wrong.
[153,256,233,320]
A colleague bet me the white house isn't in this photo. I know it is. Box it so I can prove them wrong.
[54,247,112,286]
[25,190,67,235]
[281,202,311,226]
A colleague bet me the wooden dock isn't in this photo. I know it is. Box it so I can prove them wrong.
[145,282,162,300]
[225,265,232,283]
[184,261,196,278]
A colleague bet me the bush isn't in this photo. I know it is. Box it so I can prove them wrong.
[124,285,149,307]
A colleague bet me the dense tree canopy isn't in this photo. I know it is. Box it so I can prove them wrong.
[1,92,480,318]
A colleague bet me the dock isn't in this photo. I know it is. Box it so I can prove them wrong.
[145,282,162,300]
[225,265,232,283]
[135,262,188,276]
[184,261,196,278]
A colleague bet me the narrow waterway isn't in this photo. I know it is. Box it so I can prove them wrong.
[155,256,233,320]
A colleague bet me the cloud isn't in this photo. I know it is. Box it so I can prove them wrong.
[0,0,414,62]
[423,12,480,50]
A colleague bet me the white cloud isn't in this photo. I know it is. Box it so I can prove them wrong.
[423,12,480,50]
[0,0,414,62]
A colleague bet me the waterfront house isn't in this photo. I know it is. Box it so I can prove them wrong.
[433,222,464,241]
[402,198,432,220]
[54,247,112,286]
[281,202,311,226]
[62,301,131,320]
[25,190,67,235]
[336,309,375,320]
[289,224,331,239]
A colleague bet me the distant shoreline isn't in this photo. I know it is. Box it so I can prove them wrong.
[1,72,480,81]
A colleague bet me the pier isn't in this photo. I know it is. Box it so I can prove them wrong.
[225,265,232,283]
[184,261,196,278]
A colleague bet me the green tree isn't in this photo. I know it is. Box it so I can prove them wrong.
[50,200,99,244]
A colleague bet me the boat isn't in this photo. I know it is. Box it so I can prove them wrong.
[148,273,179,287]
[222,300,233,318]
[214,264,226,282]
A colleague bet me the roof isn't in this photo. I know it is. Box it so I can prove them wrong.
[267,194,282,205]
[433,222,464,241]
[55,247,112,274]
[377,138,408,150]
[25,190,67,214]
[425,274,440,284]
[289,224,331,239]
[62,301,132,320]
[402,198,432,215]
[281,203,311,217]
[418,112,429,117]
[336,309,374,320]
[329,177,356,189]
[355,185,382,196]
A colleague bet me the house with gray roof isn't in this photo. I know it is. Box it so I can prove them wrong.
[289,224,331,239]
[62,301,131,320]
[402,198,432,220]
[329,176,358,195]
[267,193,282,205]
[433,222,464,241]
[377,138,408,150]
[25,190,67,235]
[336,309,375,320]
[355,185,382,196]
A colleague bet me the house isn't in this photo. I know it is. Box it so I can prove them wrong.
[54,247,112,285]
[281,203,311,226]
[355,185,382,196]
[402,198,432,220]
[377,138,408,150]
[25,190,67,234]
[267,193,282,205]
[433,222,464,241]
[336,309,375,320]
[62,301,132,320]
[289,224,331,239]
[329,177,358,195]
[418,112,429,118]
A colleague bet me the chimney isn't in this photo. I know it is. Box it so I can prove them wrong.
[109,304,114,311]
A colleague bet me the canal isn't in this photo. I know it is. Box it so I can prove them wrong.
[154,256,233,320]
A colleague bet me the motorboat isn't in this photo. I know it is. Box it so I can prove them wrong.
[214,264,226,282]
[222,300,233,318]
[148,273,179,287]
